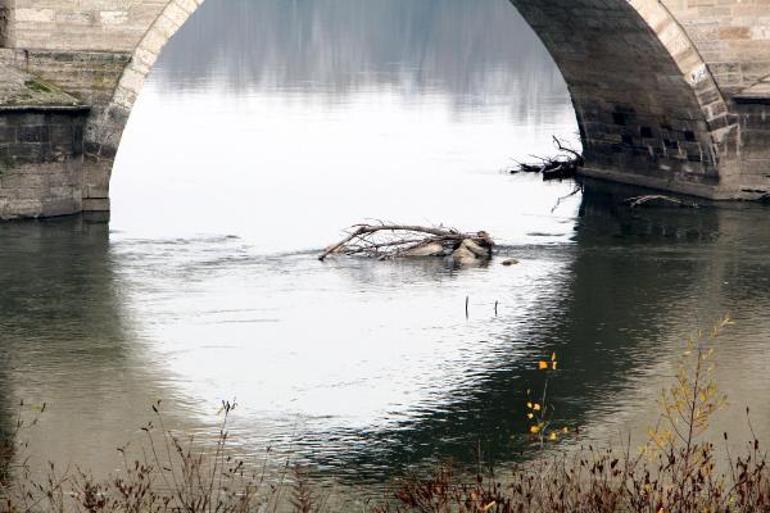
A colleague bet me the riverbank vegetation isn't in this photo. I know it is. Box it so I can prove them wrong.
[3,317,770,513]
[376,317,770,513]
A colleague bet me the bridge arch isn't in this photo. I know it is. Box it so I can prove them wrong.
[82,0,742,211]
[82,0,207,210]
[510,0,739,197]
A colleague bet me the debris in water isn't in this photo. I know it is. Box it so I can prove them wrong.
[319,223,494,266]
[625,195,699,209]
[510,136,584,181]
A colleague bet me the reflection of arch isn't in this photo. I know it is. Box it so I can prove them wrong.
[295,180,731,483]
[0,218,148,477]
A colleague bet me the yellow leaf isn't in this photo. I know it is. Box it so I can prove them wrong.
[482,501,496,512]
[549,432,558,441]
[538,361,548,370]
[552,361,558,370]
[526,402,533,409]
[527,413,534,419]
[562,427,569,433]
[530,425,540,434]
[551,352,557,361]
[533,403,542,411]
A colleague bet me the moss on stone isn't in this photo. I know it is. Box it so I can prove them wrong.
[0,155,14,176]
[24,79,56,94]
[1,63,81,107]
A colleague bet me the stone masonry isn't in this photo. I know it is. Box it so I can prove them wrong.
[0,0,202,217]
[0,105,88,218]
[511,0,742,198]
[1,0,770,218]
[0,62,87,218]
[511,0,770,199]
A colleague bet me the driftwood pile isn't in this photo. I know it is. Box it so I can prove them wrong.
[319,223,494,266]
[510,136,584,180]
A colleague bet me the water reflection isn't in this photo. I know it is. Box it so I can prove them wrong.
[0,349,10,482]
[0,219,137,470]
[286,182,770,485]
[156,0,566,111]
[4,186,770,488]
[3,0,770,501]
[570,184,770,451]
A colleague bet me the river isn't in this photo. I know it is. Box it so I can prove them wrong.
[2,0,770,501]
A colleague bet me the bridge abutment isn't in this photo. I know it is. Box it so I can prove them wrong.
[0,0,196,219]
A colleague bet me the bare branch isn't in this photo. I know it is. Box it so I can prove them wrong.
[625,195,699,209]
[510,135,584,180]
[319,223,493,262]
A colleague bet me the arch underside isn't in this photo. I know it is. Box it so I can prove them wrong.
[82,0,206,212]
[85,0,745,212]
[510,0,741,199]
[1,0,767,220]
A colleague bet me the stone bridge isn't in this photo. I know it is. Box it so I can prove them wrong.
[1,0,770,218]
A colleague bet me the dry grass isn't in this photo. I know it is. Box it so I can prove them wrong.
[0,401,326,513]
[375,317,770,513]
[373,420,770,512]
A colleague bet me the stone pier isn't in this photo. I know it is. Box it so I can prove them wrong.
[0,62,88,218]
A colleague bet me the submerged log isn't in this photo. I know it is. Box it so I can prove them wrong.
[625,195,699,209]
[319,223,494,265]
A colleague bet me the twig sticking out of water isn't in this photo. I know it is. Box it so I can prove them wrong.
[551,183,583,213]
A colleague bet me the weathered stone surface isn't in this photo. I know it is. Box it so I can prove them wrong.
[0,62,81,107]
[0,0,10,47]
[510,0,747,199]
[661,0,770,97]
[0,107,89,219]
[1,0,770,219]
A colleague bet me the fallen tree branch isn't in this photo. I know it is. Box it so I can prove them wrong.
[319,223,493,263]
[510,136,583,181]
[552,135,584,166]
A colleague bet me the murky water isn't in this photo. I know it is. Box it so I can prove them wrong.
[3,0,770,499]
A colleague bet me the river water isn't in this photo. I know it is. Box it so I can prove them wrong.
[3,0,770,500]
